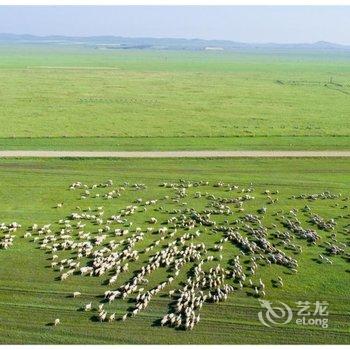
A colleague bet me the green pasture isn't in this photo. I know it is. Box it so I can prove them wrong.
[0,44,349,150]
[0,157,349,344]
[0,136,350,151]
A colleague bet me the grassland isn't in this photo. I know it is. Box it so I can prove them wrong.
[0,157,349,344]
[0,44,349,150]
[1,136,350,152]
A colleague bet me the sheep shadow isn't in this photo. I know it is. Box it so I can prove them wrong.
[151,318,162,327]
[77,306,87,312]
[311,257,323,264]
[246,290,259,298]
[89,315,102,323]
[271,279,281,288]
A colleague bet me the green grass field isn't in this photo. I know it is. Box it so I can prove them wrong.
[0,157,349,344]
[0,44,349,150]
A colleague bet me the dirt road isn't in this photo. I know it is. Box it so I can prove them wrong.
[0,150,350,158]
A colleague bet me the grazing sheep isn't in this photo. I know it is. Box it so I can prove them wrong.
[109,313,116,322]
[21,178,345,332]
[84,303,92,311]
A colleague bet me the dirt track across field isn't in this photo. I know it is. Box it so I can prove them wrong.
[0,150,350,158]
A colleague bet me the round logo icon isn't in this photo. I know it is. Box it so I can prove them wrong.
[258,300,293,327]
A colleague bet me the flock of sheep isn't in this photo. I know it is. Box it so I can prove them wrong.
[2,178,349,330]
[0,222,21,249]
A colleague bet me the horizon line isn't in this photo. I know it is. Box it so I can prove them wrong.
[1,32,349,46]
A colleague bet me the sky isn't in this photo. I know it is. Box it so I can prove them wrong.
[0,6,350,44]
